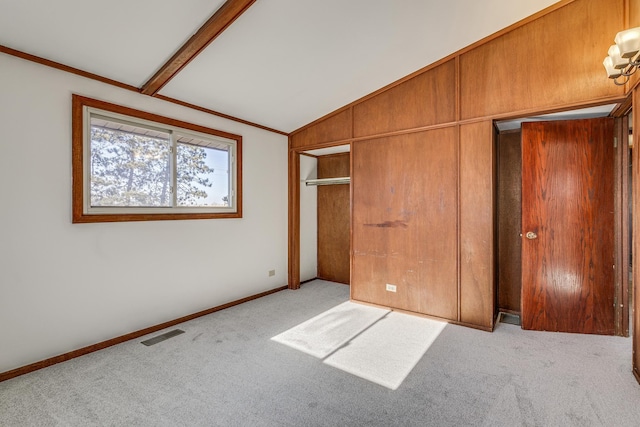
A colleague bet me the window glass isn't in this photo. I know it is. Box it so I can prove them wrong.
[72,95,242,223]
[90,117,171,207]
[176,142,229,207]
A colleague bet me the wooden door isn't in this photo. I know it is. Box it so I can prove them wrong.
[521,118,615,335]
[317,153,350,284]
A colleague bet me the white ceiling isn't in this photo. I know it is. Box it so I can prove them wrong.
[0,0,560,133]
[0,0,225,87]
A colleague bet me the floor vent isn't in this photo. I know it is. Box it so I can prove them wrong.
[141,329,185,346]
[499,313,521,326]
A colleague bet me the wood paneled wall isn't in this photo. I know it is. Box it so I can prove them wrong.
[459,0,622,120]
[353,61,456,137]
[459,122,496,328]
[289,0,629,330]
[291,109,352,149]
[628,1,640,90]
[292,0,625,142]
[351,129,458,319]
[632,0,640,27]
[317,153,350,284]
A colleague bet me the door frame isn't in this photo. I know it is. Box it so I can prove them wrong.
[614,113,631,337]
[495,104,631,337]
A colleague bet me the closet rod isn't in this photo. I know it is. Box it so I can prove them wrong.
[304,177,350,186]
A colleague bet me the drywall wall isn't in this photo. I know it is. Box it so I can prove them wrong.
[0,53,288,373]
[299,155,318,281]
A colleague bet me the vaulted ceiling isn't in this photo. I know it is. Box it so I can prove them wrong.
[0,0,560,133]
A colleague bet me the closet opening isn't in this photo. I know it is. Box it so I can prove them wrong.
[300,145,351,285]
[494,103,630,336]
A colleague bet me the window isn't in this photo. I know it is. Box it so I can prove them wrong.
[72,95,242,223]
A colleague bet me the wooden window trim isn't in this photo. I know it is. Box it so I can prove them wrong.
[72,94,243,223]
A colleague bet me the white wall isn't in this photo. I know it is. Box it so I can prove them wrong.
[0,54,288,373]
[299,155,317,281]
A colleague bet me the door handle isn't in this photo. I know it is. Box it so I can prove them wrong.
[525,231,538,240]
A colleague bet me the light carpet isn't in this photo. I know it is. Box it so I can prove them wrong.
[270,301,389,358]
[2,280,640,426]
[324,310,447,389]
[272,300,446,389]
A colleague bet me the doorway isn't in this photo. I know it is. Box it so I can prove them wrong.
[495,105,630,336]
[300,145,351,285]
[496,129,522,316]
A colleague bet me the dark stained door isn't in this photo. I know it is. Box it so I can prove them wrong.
[521,118,615,335]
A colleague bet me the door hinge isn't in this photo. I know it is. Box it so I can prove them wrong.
[614,137,618,148]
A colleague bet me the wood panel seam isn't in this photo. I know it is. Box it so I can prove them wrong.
[290,97,628,152]
[457,125,462,322]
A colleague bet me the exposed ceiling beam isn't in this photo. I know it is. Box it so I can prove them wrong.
[141,0,256,96]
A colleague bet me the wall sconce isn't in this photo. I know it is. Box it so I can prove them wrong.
[604,27,640,85]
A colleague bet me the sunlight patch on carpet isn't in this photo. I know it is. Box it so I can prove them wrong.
[324,311,446,389]
[271,301,389,358]
[271,301,446,390]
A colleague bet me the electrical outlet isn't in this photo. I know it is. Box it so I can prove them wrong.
[268,270,276,277]
[386,284,397,292]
